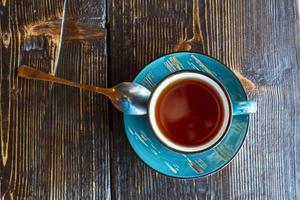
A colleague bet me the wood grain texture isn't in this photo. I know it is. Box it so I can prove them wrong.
[1,0,109,199]
[1,0,300,199]
[25,20,106,42]
[109,0,300,199]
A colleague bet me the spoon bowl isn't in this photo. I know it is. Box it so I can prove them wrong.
[112,82,151,115]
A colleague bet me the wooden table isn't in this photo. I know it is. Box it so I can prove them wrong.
[1,0,299,199]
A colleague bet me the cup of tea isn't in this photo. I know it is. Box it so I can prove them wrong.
[124,52,256,178]
[148,71,256,153]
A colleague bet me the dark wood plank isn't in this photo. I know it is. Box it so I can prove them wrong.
[1,0,110,199]
[109,0,300,199]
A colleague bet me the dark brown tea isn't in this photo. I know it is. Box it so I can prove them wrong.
[155,79,225,147]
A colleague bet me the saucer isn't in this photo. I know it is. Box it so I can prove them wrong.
[123,52,249,178]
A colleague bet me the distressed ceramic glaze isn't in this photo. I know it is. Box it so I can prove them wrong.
[124,52,250,178]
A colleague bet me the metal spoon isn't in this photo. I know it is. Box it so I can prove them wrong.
[18,65,151,115]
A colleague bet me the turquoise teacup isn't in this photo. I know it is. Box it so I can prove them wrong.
[148,71,256,153]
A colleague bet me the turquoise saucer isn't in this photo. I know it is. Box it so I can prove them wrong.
[124,52,249,178]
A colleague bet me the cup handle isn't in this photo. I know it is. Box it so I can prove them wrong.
[232,101,257,115]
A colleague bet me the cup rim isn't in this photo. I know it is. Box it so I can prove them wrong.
[147,70,233,153]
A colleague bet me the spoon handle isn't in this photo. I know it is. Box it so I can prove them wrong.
[18,65,113,96]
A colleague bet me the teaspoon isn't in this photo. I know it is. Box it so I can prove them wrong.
[18,65,151,115]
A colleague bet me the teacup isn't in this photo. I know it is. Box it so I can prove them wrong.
[148,71,256,153]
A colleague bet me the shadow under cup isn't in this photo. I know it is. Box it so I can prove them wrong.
[148,71,232,153]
